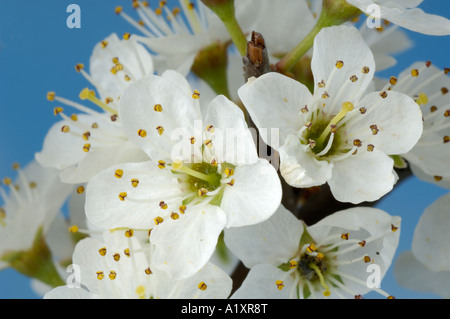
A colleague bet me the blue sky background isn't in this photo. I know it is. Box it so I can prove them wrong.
[0,0,449,299]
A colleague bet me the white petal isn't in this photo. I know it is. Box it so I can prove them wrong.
[204,95,258,165]
[345,90,423,155]
[238,72,312,148]
[412,193,450,272]
[279,134,333,188]
[119,73,198,162]
[224,204,303,268]
[394,251,450,298]
[221,159,282,228]
[150,204,227,280]
[311,25,375,108]
[328,150,396,204]
[231,264,294,299]
[85,161,182,229]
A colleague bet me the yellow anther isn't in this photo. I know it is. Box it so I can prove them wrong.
[76,186,85,194]
[198,282,207,291]
[171,212,180,220]
[190,137,196,144]
[316,252,325,261]
[198,188,208,197]
[47,91,56,101]
[156,160,166,169]
[370,125,379,135]
[353,139,362,147]
[289,260,298,269]
[306,243,317,253]
[29,182,37,189]
[109,271,117,280]
[154,216,164,225]
[335,60,344,69]
[145,267,152,275]
[92,122,99,129]
[118,192,127,201]
[363,256,371,263]
[123,248,130,257]
[210,158,218,167]
[115,169,124,178]
[155,7,162,15]
[391,224,399,232]
[113,253,121,262]
[115,6,123,14]
[159,201,168,210]
[192,90,201,99]
[82,131,91,141]
[204,139,213,148]
[387,296,396,299]
[138,20,145,26]
[359,107,367,114]
[124,75,131,82]
[96,271,105,280]
[367,144,375,152]
[380,91,388,99]
[362,66,370,74]
[416,93,429,106]
[358,240,367,247]
[136,285,146,298]
[153,104,163,112]
[341,233,349,240]
[172,7,181,16]
[53,107,64,116]
[227,179,235,187]
[389,76,398,85]
[275,280,284,290]
[98,247,107,256]
[444,136,450,144]
[69,225,79,233]
[430,106,438,113]
[411,69,419,77]
[156,126,164,135]
[179,205,186,214]
[442,87,449,95]
[2,177,12,186]
[224,168,234,177]
[82,143,91,152]
[125,229,134,238]
[323,290,331,297]
[105,97,114,104]
[350,75,358,82]
[434,176,443,182]
[206,125,215,133]
[132,1,139,9]
[70,114,78,121]
[61,125,70,133]
[131,179,139,188]
[112,57,119,64]
[138,129,147,138]
[75,63,84,72]
[188,2,195,10]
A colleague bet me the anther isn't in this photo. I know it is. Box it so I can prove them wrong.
[154,216,164,225]
[353,139,362,147]
[206,125,215,133]
[69,225,79,233]
[159,201,168,210]
[370,125,379,135]
[158,160,166,169]
[154,104,163,112]
[96,271,105,280]
[198,282,207,291]
[125,229,134,238]
[156,126,164,135]
[171,212,180,220]
[444,136,450,144]
[335,60,344,69]
[192,90,200,99]
[380,91,388,99]
[98,247,107,256]
[53,107,64,116]
[113,253,121,262]
[115,169,124,178]
[363,256,371,263]
[145,267,152,275]
[275,280,284,290]
[341,233,350,240]
[362,66,370,74]
[391,224,399,232]
[76,186,85,194]
[198,188,208,197]
[389,76,398,85]
[411,69,419,77]
[131,179,139,188]
[109,271,117,280]
[118,192,127,201]
[367,144,375,152]
[61,125,70,133]
[47,91,56,101]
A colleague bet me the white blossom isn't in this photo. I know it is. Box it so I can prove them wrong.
[84,70,282,279]
[346,0,450,35]
[224,205,401,299]
[35,33,152,184]
[44,229,232,299]
[238,25,423,204]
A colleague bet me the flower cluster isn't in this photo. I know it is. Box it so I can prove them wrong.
[1,0,450,300]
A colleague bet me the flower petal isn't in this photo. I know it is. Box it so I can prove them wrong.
[279,134,333,188]
[150,204,227,280]
[238,72,312,149]
[328,149,396,204]
[221,158,282,228]
[224,204,302,268]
